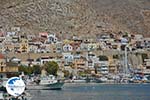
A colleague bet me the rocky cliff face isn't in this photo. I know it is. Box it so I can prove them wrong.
[0,0,150,36]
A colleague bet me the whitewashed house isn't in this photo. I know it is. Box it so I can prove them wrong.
[6,32,16,37]
[40,56,57,65]
[121,37,128,45]
[80,42,88,51]
[63,44,73,52]
[62,53,74,62]
[28,45,38,53]
[47,34,58,44]
[87,52,97,68]
[96,61,109,75]
[134,34,143,41]
[55,42,63,53]
[27,34,36,42]
[62,53,74,66]
[11,57,21,64]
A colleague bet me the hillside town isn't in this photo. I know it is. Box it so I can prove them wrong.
[0,27,150,83]
[0,0,150,100]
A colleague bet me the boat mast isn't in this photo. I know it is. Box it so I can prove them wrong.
[124,45,129,75]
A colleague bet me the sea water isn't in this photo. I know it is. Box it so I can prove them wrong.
[28,83,150,100]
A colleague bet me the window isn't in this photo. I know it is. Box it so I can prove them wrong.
[1,67,3,72]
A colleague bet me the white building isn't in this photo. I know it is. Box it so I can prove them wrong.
[40,56,57,65]
[121,38,128,45]
[63,44,73,52]
[47,34,58,44]
[96,61,109,75]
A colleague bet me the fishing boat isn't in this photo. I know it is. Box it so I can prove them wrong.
[26,75,64,90]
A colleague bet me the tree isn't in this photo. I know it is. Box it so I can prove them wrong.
[32,65,41,75]
[141,53,148,62]
[18,65,33,75]
[63,70,70,78]
[44,61,59,76]
[113,55,119,59]
[99,55,108,61]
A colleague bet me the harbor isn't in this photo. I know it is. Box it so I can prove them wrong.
[0,75,150,100]
[1,83,150,100]
[29,83,150,100]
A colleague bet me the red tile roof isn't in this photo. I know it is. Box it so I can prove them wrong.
[0,54,5,59]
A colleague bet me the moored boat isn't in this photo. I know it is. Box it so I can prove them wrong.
[26,75,64,90]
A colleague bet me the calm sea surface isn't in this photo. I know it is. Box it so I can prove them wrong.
[28,83,150,100]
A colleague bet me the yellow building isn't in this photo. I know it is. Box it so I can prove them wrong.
[73,57,87,71]
[6,62,19,73]
[0,54,6,73]
[108,56,118,74]
[87,42,98,50]
[49,44,57,53]
[0,54,18,78]
[20,37,29,53]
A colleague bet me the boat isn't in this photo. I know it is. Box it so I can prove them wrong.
[128,75,150,83]
[26,75,64,90]
[94,77,108,83]
[71,79,86,83]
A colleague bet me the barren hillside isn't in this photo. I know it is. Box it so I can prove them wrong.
[0,0,150,36]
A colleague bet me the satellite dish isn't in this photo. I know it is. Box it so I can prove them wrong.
[6,77,25,97]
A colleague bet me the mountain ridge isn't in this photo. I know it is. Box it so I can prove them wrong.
[0,0,150,36]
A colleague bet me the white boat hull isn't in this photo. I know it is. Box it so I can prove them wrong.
[26,82,64,90]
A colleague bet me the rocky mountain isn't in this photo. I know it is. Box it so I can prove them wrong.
[0,0,150,37]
